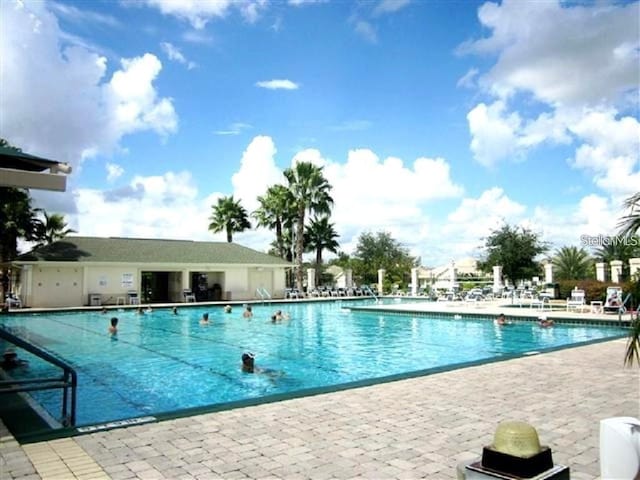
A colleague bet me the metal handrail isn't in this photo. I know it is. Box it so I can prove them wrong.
[0,326,77,426]
[256,287,271,302]
[362,285,379,302]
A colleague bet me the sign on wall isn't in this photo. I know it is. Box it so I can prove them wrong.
[99,275,108,288]
[121,273,134,288]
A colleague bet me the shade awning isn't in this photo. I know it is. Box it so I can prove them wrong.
[0,146,71,191]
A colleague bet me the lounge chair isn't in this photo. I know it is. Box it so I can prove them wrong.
[530,293,551,311]
[566,288,586,312]
[604,286,626,314]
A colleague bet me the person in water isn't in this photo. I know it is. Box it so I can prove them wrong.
[243,306,253,318]
[241,352,284,378]
[108,317,119,335]
[224,305,232,314]
[200,312,210,325]
[1,350,28,370]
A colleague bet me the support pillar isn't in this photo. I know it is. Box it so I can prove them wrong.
[411,267,418,296]
[307,268,316,291]
[345,269,353,289]
[449,260,457,291]
[544,263,553,284]
[596,262,607,282]
[610,260,623,283]
[493,265,503,294]
[377,269,385,295]
[629,258,640,279]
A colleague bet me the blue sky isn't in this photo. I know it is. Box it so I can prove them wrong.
[1,0,638,266]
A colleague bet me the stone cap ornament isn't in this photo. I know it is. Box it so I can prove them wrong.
[481,421,555,478]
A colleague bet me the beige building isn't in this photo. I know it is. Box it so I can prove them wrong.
[12,237,291,308]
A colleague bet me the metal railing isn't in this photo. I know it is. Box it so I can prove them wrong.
[0,326,77,426]
[256,287,271,302]
[362,285,379,302]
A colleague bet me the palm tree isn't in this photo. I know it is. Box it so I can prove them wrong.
[0,187,42,297]
[551,246,593,280]
[283,161,333,291]
[304,216,339,273]
[208,195,252,243]
[36,212,75,246]
[253,185,295,259]
[618,192,640,237]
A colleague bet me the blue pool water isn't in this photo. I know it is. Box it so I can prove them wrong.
[0,300,627,427]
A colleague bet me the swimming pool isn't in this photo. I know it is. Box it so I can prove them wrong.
[0,300,627,430]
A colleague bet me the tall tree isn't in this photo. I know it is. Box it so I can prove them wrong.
[0,187,42,297]
[552,246,593,280]
[618,192,640,238]
[283,161,333,290]
[208,195,252,243]
[304,216,340,272]
[478,224,547,285]
[352,231,417,287]
[253,185,295,259]
[36,212,75,246]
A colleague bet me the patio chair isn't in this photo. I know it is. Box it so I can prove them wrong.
[5,293,22,309]
[566,288,586,312]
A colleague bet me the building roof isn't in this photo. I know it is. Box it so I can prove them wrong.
[15,236,292,266]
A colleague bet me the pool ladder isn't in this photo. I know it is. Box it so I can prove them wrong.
[362,285,379,303]
[256,287,271,303]
[0,326,77,427]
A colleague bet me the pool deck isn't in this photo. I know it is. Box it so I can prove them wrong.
[1,300,638,479]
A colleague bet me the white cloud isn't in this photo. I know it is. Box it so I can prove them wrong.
[255,79,299,90]
[231,136,285,213]
[142,0,267,28]
[373,0,411,16]
[461,0,639,107]
[74,171,213,241]
[106,163,124,182]
[467,101,521,167]
[353,20,377,44]
[456,68,479,89]
[567,110,640,198]
[106,53,178,139]
[328,120,372,132]
[0,1,177,166]
[160,42,196,69]
[213,122,252,136]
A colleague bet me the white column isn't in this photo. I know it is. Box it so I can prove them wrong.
[492,265,502,294]
[544,263,553,284]
[610,260,623,283]
[181,269,190,291]
[449,260,457,291]
[307,268,316,290]
[345,269,353,288]
[411,267,418,296]
[629,258,640,279]
[377,269,385,295]
[596,262,607,282]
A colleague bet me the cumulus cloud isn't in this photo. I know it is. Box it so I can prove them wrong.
[0,1,177,166]
[460,0,639,107]
[462,0,639,201]
[255,79,299,90]
[567,110,640,197]
[75,171,210,240]
[231,136,285,213]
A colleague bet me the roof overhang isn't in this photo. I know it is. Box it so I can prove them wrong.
[0,146,71,192]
